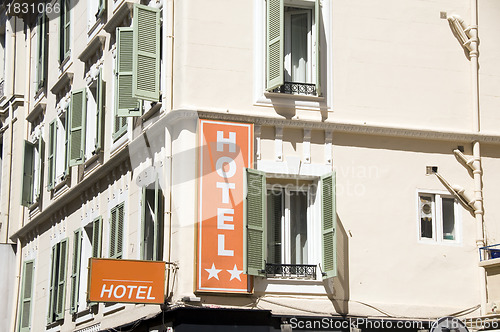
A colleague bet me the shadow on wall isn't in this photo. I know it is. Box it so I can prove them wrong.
[324,214,349,315]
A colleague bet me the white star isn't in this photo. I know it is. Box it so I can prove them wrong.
[227,264,243,281]
[205,263,222,280]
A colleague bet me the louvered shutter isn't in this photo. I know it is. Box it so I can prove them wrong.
[21,141,35,206]
[109,208,117,258]
[56,239,68,320]
[245,168,267,276]
[116,204,124,259]
[69,89,87,166]
[266,0,284,91]
[47,245,56,323]
[116,27,140,117]
[19,260,34,332]
[34,138,44,202]
[132,4,160,101]
[47,120,56,190]
[321,172,337,279]
[92,217,103,258]
[315,0,321,96]
[70,230,82,314]
[95,68,104,152]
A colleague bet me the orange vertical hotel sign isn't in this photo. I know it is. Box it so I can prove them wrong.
[197,119,253,293]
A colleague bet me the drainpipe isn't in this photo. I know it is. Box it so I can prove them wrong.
[468,0,487,315]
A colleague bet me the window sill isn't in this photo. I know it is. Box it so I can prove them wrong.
[84,152,102,175]
[52,175,71,200]
[74,307,95,325]
[263,91,325,102]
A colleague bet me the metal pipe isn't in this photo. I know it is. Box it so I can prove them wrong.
[468,0,487,315]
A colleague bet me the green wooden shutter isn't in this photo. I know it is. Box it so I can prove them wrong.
[92,217,103,258]
[132,4,160,101]
[64,110,70,176]
[69,89,87,166]
[266,0,284,91]
[315,0,321,96]
[56,239,68,320]
[47,245,56,323]
[19,260,34,332]
[47,120,56,190]
[95,68,104,152]
[109,208,117,258]
[70,230,82,314]
[116,27,140,117]
[244,168,267,276]
[21,141,35,206]
[321,172,337,279]
[34,138,44,202]
[116,204,124,259]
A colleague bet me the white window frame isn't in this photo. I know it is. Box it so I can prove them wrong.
[416,189,462,245]
[253,0,332,108]
[284,6,314,84]
[265,180,321,268]
[85,83,98,160]
[54,112,68,184]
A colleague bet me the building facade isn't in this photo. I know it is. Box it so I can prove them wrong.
[2,0,500,331]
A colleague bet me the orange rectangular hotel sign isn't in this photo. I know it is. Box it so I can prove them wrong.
[88,258,166,304]
[197,119,253,293]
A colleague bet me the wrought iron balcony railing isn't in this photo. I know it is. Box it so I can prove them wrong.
[265,263,317,279]
[272,82,317,96]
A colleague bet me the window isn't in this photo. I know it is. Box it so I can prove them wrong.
[35,13,48,91]
[47,114,69,190]
[109,203,125,259]
[245,169,336,279]
[418,192,459,243]
[18,260,35,332]
[141,179,164,261]
[87,0,106,30]
[59,0,71,62]
[0,22,6,91]
[113,4,160,133]
[85,70,105,158]
[48,239,68,323]
[266,0,320,96]
[21,138,43,206]
[267,186,311,266]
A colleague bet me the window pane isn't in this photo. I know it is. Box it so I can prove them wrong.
[290,191,308,264]
[290,13,308,83]
[267,189,283,264]
[442,197,455,240]
[420,195,433,239]
[144,188,155,260]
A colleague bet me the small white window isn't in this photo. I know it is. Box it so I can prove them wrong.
[418,192,460,244]
[55,113,68,182]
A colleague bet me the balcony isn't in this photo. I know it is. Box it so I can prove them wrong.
[272,82,317,96]
[0,79,4,99]
[265,263,317,280]
[479,244,500,261]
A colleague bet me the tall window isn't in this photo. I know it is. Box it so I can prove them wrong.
[47,113,69,190]
[266,0,320,95]
[267,186,311,265]
[85,70,104,157]
[418,192,459,243]
[245,170,337,280]
[48,239,68,323]
[59,0,71,62]
[35,13,48,91]
[19,260,35,332]
[21,138,43,206]
[141,179,164,261]
[0,24,6,90]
